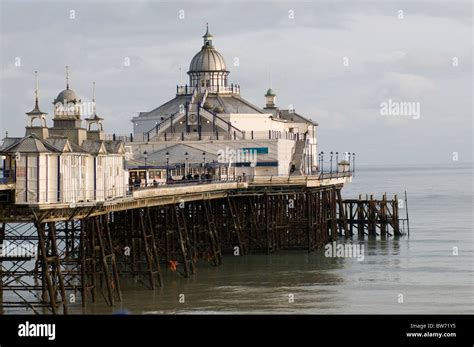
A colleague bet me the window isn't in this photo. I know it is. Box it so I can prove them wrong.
[28,167,37,179]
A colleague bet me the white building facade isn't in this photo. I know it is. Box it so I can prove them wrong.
[0,73,128,205]
[130,26,318,178]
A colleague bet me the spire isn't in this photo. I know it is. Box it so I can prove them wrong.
[92,81,96,114]
[27,71,46,115]
[86,81,103,122]
[26,71,48,134]
[202,22,213,46]
[34,70,39,108]
[65,65,70,89]
[269,66,273,89]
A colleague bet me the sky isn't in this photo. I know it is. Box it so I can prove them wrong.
[0,0,472,165]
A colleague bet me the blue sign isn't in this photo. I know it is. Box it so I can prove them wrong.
[240,147,268,154]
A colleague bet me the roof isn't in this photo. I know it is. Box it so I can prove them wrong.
[0,134,60,154]
[103,140,124,154]
[0,137,23,151]
[279,109,317,125]
[81,139,124,155]
[189,46,227,72]
[265,88,276,97]
[136,94,265,123]
[54,87,80,104]
[85,113,104,121]
[213,95,265,114]
[134,95,191,121]
[45,137,84,153]
[129,143,218,166]
[81,140,106,155]
[26,101,47,115]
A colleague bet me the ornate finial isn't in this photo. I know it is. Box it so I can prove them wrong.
[34,71,39,107]
[92,81,96,102]
[203,23,213,45]
[92,81,96,114]
[269,67,272,89]
[65,65,69,89]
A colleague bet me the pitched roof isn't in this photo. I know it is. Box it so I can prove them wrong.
[0,137,23,151]
[80,139,124,155]
[128,143,217,166]
[134,95,191,120]
[213,95,264,114]
[103,140,124,154]
[45,137,84,153]
[0,134,60,153]
[279,109,317,125]
[81,140,106,154]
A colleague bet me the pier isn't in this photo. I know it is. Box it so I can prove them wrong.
[0,27,409,315]
[0,171,408,314]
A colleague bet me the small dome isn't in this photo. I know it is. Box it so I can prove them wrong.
[265,88,276,97]
[54,88,80,104]
[189,47,227,72]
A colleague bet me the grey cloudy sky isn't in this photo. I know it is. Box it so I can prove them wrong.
[0,0,472,165]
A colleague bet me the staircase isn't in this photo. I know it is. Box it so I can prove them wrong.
[291,140,306,175]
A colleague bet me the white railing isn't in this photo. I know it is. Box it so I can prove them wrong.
[176,84,240,95]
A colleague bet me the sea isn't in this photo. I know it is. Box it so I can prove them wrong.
[72,162,473,314]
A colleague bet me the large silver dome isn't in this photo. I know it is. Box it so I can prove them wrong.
[189,47,227,72]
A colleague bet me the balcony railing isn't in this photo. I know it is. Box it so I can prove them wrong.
[176,84,241,95]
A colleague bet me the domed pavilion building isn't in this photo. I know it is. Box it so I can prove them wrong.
[130,25,318,179]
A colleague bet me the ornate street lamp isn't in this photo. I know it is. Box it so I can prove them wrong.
[330,151,333,176]
[352,153,356,176]
[320,151,324,177]
[185,151,189,177]
[143,150,148,186]
[166,151,170,181]
[202,151,206,176]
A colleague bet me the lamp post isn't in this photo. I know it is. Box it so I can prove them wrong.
[320,151,324,178]
[185,152,189,177]
[335,152,339,173]
[143,150,148,186]
[352,152,356,177]
[202,151,206,175]
[330,151,333,177]
[166,151,170,182]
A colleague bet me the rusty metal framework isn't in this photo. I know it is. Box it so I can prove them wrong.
[1,185,406,314]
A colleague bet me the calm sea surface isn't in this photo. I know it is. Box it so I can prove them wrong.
[5,163,473,314]
[74,163,473,314]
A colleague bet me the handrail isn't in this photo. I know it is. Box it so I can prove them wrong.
[198,104,245,136]
[142,110,181,141]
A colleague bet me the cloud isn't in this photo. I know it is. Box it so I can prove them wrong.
[0,0,471,165]
[379,72,437,100]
